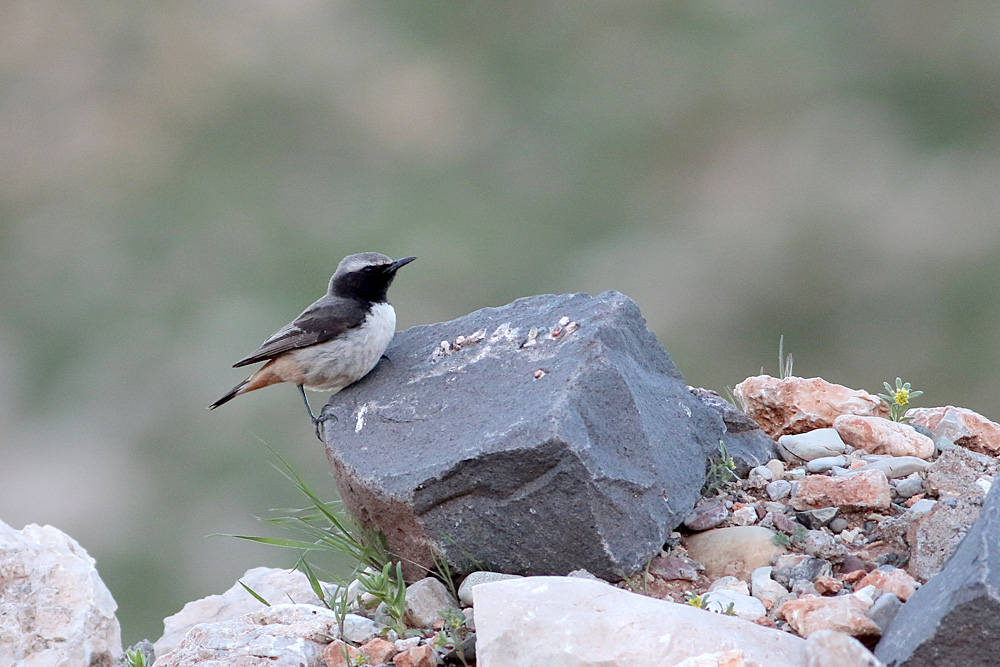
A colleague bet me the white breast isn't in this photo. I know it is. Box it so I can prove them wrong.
[290,302,397,393]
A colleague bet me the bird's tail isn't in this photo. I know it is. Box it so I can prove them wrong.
[208,378,250,410]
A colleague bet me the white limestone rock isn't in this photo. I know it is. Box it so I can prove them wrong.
[474,576,805,667]
[152,604,339,667]
[0,520,121,667]
[154,566,333,656]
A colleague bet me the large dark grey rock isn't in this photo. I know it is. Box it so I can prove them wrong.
[874,479,1000,666]
[689,387,778,475]
[321,291,725,580]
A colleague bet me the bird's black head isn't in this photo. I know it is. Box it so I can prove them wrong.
[329,252,416,303]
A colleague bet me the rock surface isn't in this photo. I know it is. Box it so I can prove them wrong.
[152,604,341,667]
[321,291,726,580]
[908,405,1000,455]
[791,470,892,511]
[875,479,1000,667]
[155,566,331,655]
[473,576,806,667]
[734,376,888,438]
[684,526,786,580]
[0,520,121,667]
[403,576,460,628]
[805,630,884,667]
[834,416,935,459]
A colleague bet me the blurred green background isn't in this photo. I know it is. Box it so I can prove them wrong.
[3,1,1000,646]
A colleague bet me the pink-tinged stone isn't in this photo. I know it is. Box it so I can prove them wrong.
[814,576,844,595]
[908,406,1000,455]
[360,638,397,665]
[855,569,918,602]
[684,497,730,531]
[833,415,934,459]
[777,594,881,639]
[734,376,888,438]
[393,643,437,667]
[791,470,891,511]
[325,640,361,666]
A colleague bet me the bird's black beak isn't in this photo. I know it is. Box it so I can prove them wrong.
[389,256,417,272]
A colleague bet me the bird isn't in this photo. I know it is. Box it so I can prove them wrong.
[209,252,416,437]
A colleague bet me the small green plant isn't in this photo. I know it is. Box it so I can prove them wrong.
[125,648,151,667]
[702,441,737,496]
[772,523,810,548]
[684,592,708,609]
[878,377,923,422]
[358,560,409,636]
[433,607,473,666]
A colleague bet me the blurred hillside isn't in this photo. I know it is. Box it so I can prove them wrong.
[3,1,1000,645]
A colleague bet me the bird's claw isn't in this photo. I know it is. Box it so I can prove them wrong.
[311,407,338,442]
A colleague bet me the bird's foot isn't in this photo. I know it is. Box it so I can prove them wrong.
[312,406,339,442]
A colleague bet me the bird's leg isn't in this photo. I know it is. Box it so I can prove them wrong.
[298,384,318,421]
[299,385,338,441]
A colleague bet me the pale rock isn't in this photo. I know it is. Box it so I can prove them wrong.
[777,429,848,463]
[908,405,1000,455]
[732,505,759,526]
[155,566,332,655]
[734,375,887,438]
[674,649,757,667]
[908,498,937,514]
[804,630,885,667]
[791,470,891,511]
[684,526,786,580]
[978,475,994,495]
[806,455,847,473]
[856,567,919,601]
[751,566,789,610]
[925,448,998,499]
[859,456,931,479]
[395,636,422,652]
[702,589,767,621]
[473,576,806,667]
[152,604,340,667]
[767,480,793,501]
[457,571,522,606]
[778,593,881,640]
[834,415,934,459]
[709,575,751,595]
[766,459,786,479]
[0,521,121,667]
[404,577,460,628]
[748,465,774,484]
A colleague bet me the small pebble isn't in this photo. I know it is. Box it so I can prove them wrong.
[828,517,849,534]
[894,477,924,499]
[766,480,792,501]
[806,456,847,473]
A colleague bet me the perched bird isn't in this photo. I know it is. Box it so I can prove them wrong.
[209,252,416,436]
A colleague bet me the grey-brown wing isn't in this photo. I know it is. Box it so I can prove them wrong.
[232,297,367,367]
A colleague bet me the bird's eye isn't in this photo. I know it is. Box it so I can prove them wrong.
[362,266,375,273]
